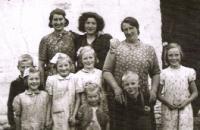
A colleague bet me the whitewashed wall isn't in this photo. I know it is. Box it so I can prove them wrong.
[0,0,162,128]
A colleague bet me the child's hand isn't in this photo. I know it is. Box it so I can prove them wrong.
[68,116,76,126]
[176,100,188,110]
[45,119,53,130]
[144,105,151,112]
[167,102,178,110]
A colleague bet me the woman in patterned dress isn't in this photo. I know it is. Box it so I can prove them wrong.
[158,43,198,130]
[103,17,160,130]
[39,8,76,85]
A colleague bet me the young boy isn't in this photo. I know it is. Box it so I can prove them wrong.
[121,71,154,130]
[7,54,34,129]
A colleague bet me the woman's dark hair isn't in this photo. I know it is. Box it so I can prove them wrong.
[48,8,69,28]
[78,12,105,32]
[121,17,140,34]
[164,43,183,66]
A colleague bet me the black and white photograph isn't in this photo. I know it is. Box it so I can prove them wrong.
[0,0,200,130]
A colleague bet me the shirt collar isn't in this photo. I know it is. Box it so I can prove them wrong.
[25,90,40,96]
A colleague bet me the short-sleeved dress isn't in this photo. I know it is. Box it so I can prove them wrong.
[75,68,108,112]
[160,66,195,130]
[39,30,75,76]
[103,41,160,130]
[13,90,49,130]
[46,73,77,130]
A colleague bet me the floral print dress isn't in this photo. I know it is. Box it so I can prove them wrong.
[103,41,160,130]
[39,30,75,76]
[160,66,195,130]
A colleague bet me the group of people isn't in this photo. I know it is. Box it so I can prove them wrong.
[7,8,198,130]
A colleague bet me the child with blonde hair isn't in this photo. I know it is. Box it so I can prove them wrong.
[121,70,153,130]
[158,43,198,130]
[75,46,107,112]
[77,82,110,130]
[45,53,80,130]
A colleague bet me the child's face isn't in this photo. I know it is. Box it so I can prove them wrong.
[167,48,181,67]
[123,75,139,97]
[81,51,95,70]
[57,60,71,77]
[28,72,40,91]
[18,61,33,75]
[86,91,100,106]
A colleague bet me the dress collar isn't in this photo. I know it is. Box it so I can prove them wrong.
[81,68,96,73]
[125,39,141,46]
[56,73,72,80]
[53,30,67,37]
[25,89,40,96]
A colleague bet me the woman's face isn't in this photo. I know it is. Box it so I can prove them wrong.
[84,18,97,35]
[57,60,71,77]
[28,72,40,91]
[81,51,95,70]
[122,22,138,42]
[167,48,181,68]
[52,14,66,31]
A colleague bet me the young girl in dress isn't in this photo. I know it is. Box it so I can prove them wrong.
[77,82,110,130]
[13,67,50,130]
[45,53,80,130]
[75,46,107,111]
[158,43,198,130]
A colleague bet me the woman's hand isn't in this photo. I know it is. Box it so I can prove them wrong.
[110,38,120,53]
[114,87,125,104]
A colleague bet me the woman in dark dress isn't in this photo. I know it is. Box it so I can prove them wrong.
[75,12,112,70]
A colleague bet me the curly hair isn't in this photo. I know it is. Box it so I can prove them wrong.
[78,12,105,32]
[48,8,69,28]
[121,17,140,34]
